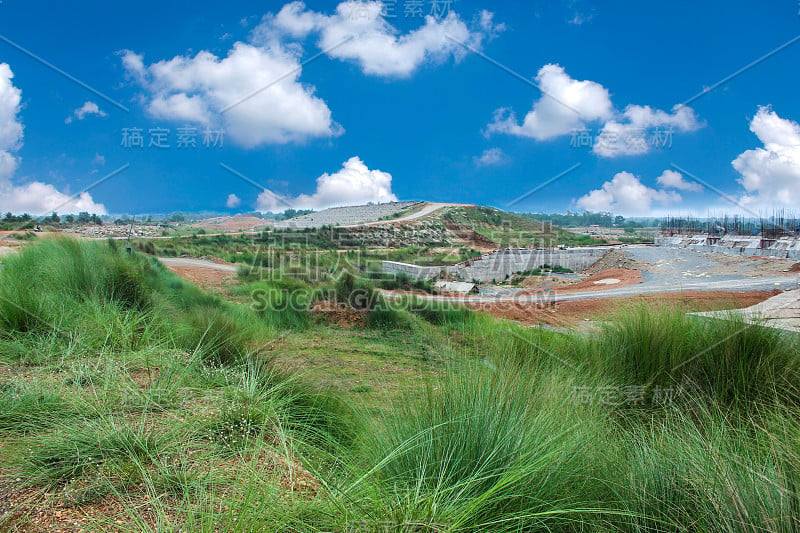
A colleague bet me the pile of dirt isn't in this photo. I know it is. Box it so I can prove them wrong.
[583,248,650,274]
[519,268,643,295]
[310,301,367,328]
[702,251,800,276]
[789,262,800,273]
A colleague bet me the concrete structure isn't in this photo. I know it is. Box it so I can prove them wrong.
[656,235,800,260]
[383,247,610,282]
[274,202,420,230]
[692,289,800,334]
[434,281,477,294]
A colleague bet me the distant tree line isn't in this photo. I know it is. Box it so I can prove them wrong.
[525,211,659,228]
[251,209,315,221]
[0,211,104,230]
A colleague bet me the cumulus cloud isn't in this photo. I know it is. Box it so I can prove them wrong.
[0,63,23,181]
[474,147,507,166]
[576,171,682,216]
[65,101,107,124]
[120,42,340,148]
[732,106,800,208]
[593,104,700,157]
[656,169,702,192]
[487,64,612,140]
[488,64,701,156]
[121,3,500,147]
[256,2,503,78]
[0,64,105,214]
[0,183,106,215]
[226,193,242,208]
[257,156,397,211]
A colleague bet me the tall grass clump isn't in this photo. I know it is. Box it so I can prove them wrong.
[177,305,259,365]
[348,357,615,530]
[0,238,272,362]
[0,238,155,336]
[22,415,176,487]
[408,297,473,327]
[234,278,312,330]
[210,360,356,453]
[615,401,800,531]
[0,381,85,434]
[589,304,800,408]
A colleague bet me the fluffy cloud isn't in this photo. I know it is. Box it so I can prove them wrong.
[256,2,503,78]
[0,63,23,180]
[0,64,105,214]
[732,106,800,208]
[0,184,106,215]
[474,147,508,166]
[122,2,500,147]
[488,64,701,156]
[65,101,107,124]
[226,193,242,208]
[576,171,682,216]
[656,169,702,192]
[487,64,612,140]
[257,156,397,211]
[593,104,700,157]
[121,42,340,148]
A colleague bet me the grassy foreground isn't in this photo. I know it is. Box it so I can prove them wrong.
[0,238,799,531]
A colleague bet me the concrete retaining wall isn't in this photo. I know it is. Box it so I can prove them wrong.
[383,247,609,282]
[655,236,800,260]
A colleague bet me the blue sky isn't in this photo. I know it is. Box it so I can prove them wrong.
[0,0,799,217]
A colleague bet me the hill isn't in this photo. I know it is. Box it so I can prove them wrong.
[271,202,603,249]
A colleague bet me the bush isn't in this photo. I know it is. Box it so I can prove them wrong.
[333,271,378,310]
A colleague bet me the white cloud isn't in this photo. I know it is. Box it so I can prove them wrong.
[226,193,242,208]
[593,104,700,157]
[0,63,105,215]
[122,3,501,146]
[257,156,397,211]
[256,2,503,78]
[487,64,612,140]
[121,42,340,148]
[488,64,702,156]
[576,171,681,216]
[0,63,23,180]
[0,183,106,215]
[656,169,701,192]
[65,101,107,124]
[0,151,18,182]
[732,106,800,208]
[474,147,507,166]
